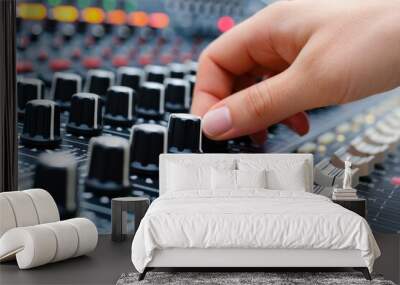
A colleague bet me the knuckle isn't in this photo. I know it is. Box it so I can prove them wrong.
[245,81,273,120]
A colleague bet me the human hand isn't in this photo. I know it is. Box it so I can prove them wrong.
[191,0,400,143]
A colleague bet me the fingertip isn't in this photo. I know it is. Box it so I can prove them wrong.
[202,105,233,138]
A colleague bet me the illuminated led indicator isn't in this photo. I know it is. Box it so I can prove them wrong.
[150,13,169,29]
[129,11,149,27]
[18,3,47,20]
[82,7,105,24]
[53,6,79,22]
[107,10,127,25]
[217,16,235,33]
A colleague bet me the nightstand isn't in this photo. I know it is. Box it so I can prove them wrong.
[111,197,150,242]
[332,198,366,218]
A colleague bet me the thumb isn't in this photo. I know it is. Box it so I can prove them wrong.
[201,69,312,140]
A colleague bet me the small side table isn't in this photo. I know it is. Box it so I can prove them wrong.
[332,198,366,218]
[111,197,150,242]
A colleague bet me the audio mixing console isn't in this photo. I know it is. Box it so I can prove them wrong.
[15,0,400,234]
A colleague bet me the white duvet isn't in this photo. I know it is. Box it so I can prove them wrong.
[131,190,380,273]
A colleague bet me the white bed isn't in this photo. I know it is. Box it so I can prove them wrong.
[131,154,380,280]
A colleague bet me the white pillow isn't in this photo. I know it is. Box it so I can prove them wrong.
[266,164,307,191]
[238,159,308,191]
[166,159,236,192]
[211,168,236,190]
[236,169,267,189]
[167,162,210,191]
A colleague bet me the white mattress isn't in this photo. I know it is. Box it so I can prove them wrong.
[131,190,380,273]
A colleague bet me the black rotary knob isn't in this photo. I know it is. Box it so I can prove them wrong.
[104,86,136,127]
[34,152,79,219]
[164,78,190,113]
[51,72,82,110]
[20,99,61,148]
[184,74,196,99]
[85,136,131,197]
[167,113,202,153]
[168,63,188,79]
[84,69,114,98]
[186,60,197,75]
[67,93,103,137]
[144,65,169,83]
[17,78,45,120]
[136,82,165,120]
[117,67,144,91]
[129,124,167,177]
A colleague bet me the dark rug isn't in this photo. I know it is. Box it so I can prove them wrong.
[117,271,395,285]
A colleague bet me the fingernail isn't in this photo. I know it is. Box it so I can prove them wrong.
[202,106,232,136]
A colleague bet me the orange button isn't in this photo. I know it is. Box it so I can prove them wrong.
[107,10,126,25]
[129,11,149,27]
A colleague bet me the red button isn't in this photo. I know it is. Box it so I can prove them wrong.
[138,54,152,66]
[160,53,173,64]
[83,57,102,69]
[49,59,71,71]
[112,55,129,67]
[180,52,192,62]
[16,61,33,73]
[391,177,400,186]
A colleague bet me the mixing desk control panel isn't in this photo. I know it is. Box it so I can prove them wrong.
[16,0,400,234]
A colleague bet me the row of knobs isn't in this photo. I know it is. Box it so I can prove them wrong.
[18,63,195,113]
[32,114,202,202]
[18,65,196,148]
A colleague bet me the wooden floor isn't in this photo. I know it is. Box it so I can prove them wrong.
[0,233,398,284]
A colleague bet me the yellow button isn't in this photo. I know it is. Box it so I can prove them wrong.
[318,145,327,154]
[336,123,351,134]
[297,142,317,153]
[365,114,376,125]
[52,5,79,22]
[82,7,105,24]
[317,132,336,145]
[336,134,346,143]
[18,3,47,20]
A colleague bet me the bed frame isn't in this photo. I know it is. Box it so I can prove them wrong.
[139,248,371,280]
[139,154,371,281]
